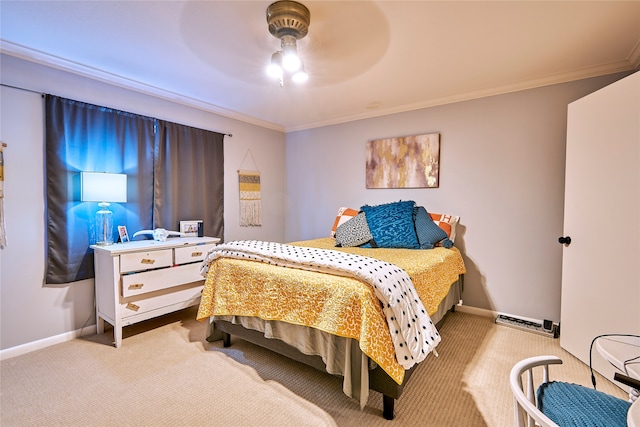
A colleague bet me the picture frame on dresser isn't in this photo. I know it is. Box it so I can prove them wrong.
[180,220,202,236]
[117,225,129,243]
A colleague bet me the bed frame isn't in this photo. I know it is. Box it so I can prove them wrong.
[208,276,463,420]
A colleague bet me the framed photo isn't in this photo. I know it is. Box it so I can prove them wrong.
[117,225,129,243]
[180,220,201,236]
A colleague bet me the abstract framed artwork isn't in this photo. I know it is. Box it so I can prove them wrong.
[366,132,440,189]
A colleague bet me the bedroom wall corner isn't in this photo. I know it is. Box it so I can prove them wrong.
[0,54,287,352]
[0,84,96,352]
[283,72,630,324]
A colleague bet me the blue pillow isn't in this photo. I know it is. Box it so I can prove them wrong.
[361,200,420,249]
[413,206,451,249]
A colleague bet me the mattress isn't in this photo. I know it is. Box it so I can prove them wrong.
[197,238,466,384]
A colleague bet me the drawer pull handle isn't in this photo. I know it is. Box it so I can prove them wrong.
[126,303,140,312]
[191,251,203,257]
[128,283,144,290]
[141,258,155,265]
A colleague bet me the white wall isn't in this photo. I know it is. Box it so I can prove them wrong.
[0,51,632,353]
[0,54,286,351]
[283,72,631,324]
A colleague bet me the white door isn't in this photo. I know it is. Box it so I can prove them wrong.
[560,71,640,386]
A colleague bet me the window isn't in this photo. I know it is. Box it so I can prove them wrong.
[44,95,224,284]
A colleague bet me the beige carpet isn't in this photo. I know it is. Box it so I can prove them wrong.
[1,307,627,427]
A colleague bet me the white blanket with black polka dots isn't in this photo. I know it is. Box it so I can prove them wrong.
[201,240,440,369]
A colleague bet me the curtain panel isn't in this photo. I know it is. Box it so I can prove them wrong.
[44,95,224,285]
[154,120,224,238]
[45,95,156,284]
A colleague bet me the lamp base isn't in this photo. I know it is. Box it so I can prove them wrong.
[96,203,114,245]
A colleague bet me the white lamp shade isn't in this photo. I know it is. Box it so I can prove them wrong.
[81,172,127,203]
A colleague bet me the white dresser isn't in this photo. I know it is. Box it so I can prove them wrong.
[92,236,220,347]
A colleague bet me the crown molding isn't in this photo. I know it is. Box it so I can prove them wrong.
[0,40,285,133]
[3,39,637,135]
[285,60,639,133]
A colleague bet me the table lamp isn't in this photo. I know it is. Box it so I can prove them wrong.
[81,172,127,245]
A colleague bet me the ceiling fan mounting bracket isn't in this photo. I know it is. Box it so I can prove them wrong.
[266,0,310,40]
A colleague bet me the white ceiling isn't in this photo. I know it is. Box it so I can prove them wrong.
[1,1,639,132]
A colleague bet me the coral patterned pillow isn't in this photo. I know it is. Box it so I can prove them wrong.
[429,213,460,243]
[330,207,359,237]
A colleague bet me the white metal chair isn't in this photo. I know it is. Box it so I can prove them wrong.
[510,355,633,427]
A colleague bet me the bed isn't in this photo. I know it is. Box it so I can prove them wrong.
[196,202,466,419]
[198,201,466,419]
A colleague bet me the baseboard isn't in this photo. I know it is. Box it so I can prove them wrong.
[455,304,496,318]
[456,304,555,325]
[455,304,558,338]
[0,324,97,361]
[0,304,552,359]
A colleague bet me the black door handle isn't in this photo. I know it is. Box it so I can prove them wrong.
[558,236,571,245]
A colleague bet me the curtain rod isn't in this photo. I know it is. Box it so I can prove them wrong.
[0,83,233,137]
[0,83,43,95]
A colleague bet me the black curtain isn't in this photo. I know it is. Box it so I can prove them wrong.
[44,95,225,285]
[154,120,224,239]
[45,95,156,284]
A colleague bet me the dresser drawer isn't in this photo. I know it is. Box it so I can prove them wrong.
[120,249,173,273]
[121,262,204,297]
[174,243,216,265]
[121,285,203,322]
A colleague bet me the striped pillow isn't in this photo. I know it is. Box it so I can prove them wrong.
[414,206,449,249]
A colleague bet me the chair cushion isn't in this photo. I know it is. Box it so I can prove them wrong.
[537,381,631,426]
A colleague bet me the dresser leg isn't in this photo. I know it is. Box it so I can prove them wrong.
[114,324,122,348]
[96,315,105,334]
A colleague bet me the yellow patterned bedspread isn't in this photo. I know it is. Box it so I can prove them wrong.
[197,237,466,384]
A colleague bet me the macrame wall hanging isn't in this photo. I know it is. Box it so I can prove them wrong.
[238,149,262,227]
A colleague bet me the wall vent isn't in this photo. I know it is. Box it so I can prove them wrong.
[495,314,557,338]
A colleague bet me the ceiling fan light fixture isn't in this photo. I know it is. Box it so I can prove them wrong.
[265,0,310,86]
[267,51,284,78]
[291,65,308,83]
[282,54,301,72]
[281,35,301,72]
